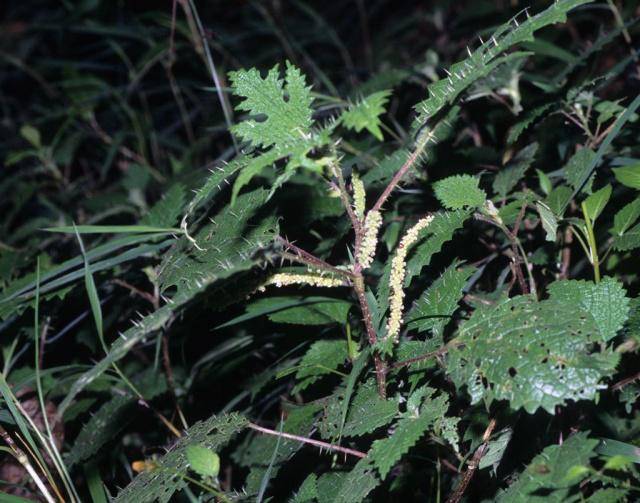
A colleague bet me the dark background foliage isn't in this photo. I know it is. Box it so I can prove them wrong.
[1,0,639,501]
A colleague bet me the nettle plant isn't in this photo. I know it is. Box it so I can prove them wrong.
[2,0,640,501]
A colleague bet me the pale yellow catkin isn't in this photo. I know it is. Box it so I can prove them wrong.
[386,215,435,342]
[351,173,366,221]
[358,210,382,269]
[259,273,347,291]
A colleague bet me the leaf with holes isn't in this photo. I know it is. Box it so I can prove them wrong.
[229,62,313,150]
[548,277,630,342]
[447,295,619,414]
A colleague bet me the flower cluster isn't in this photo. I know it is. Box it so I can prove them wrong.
[351,172,366,221]
[386,215,435,342]
[358,210,382,269]
[259,273,347,291]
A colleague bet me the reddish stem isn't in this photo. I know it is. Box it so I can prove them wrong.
[248,422,367,459]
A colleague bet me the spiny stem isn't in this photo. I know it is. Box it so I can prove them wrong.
[371,148,421,212]
[445,418,497,503]
[277,237,353,279]
[391,340,461,370]
[247,422,367,459]
[352,274,387,398]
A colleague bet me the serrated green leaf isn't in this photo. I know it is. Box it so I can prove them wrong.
[564,147,597,192]
[434,175,486,210]
[291,473,318,503]
[582,184,612,221]
[331,459,380,503]
[341,90,391,141]
[447,295,620,414]
[612,163,640,190]
[411,0,591,133]
[406,264,474,335]
[66,395,134,467]
[340,380,398,437]
[293,340,348,394]
[141,184,185,228]
[548,277,630,342]
[229,62,313,150]
[612,198,640,236]
[186,445,220,478]
[507,104,553,145]
[496,433,598,502]
[114,413,247,503]
[479,428,513,473]
[536,202,558,242]
[613,223,640,251]
[369,390,448,479]
[545,185,573,216]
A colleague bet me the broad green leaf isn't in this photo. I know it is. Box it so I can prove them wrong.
[447,295,619,414]
[545,185,573,216]
[536,202,558,242]
[186,445,220,478]
[595,438,640,464]
[613,223,640,251]
[114,413,246,503]
[612,198,640,236]
[582,184,612,221]
[434,175,486,210]
[537,169,552,195]
[612,163,640,190]
[291,473,318,503]
[265,298,351,326]
[548,277,630,342]
[564,147,596,192]
[216,295,351,329]
[496,433,598,502]
[479,428,513,473]
[20,124,41,148]
[406,264,475,336]
[340,380,398,438]
[340,90,391,140]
